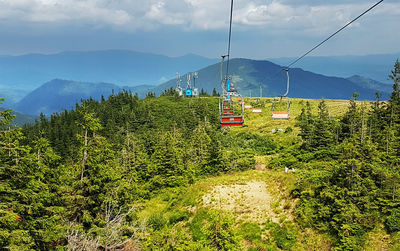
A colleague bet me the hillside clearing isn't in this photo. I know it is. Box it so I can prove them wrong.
[202,180,279,224]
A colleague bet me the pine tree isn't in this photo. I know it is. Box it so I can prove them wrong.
[296,101,314,149]
[312,100,334,148]
[368,92,386,145]
[386,59,400,157]
[340,93,361,141]
[1,103,65,249]
[199,88,210,97]
[212,88,220,97]
[76,105,103,181]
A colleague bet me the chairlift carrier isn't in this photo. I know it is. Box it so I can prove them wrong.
[217,0,244,127]
[272,68,290,120]
[219,56,244,127]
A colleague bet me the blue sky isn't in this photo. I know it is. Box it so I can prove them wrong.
[0,0,398,59]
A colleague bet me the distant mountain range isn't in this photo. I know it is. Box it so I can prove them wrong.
[13,79,153,115]
[269,53,400,84]
[346,75,393,94]
[0,50,218,105]
[0,50,397,107]
[156,58,391,100]
[10,58,394,116]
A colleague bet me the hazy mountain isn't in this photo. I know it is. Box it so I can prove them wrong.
[12,112,38,127]
[0,85,29,107]
[14,58,394,116]
[269,53,400,84]
[156,58,392,100]
[14,79,120,115]
[347,75,393,95]
[13,79,156,115]
[0,107,37,127]
[0,50,217,90]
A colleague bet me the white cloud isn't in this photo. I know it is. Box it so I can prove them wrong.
[0,0,397,35]
[145,1,185,25]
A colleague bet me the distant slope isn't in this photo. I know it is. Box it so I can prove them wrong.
[0,108,37,127]
[14,58,394,116]
[0,85,29,106]
[14,79,123,115]
[0,50,217,90]
[12,112,38,127]
[156,58,392,100]
[347,75,393,95]
[269,53,400,84]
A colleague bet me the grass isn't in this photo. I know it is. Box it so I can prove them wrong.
[137,97,385,250]
[363,224,393,251]
[137,167,330,250]
[234,97,368,137]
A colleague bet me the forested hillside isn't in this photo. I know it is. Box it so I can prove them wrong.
[0,92,256,249]
[0,60,399,250]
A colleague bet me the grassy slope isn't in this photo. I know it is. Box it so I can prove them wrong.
[137,97,394,250]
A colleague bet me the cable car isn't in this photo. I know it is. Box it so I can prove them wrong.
[219,95,244,127]
[219,75,244,126]
[186,88,193,97]
[272,98,290,119]
[217,0,244,127]
[272,68,290,120]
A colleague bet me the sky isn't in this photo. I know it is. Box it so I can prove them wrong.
[0,0,398,59]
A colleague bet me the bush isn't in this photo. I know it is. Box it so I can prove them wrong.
[234,132,276,155]
[148,213,167,231]
[285,127,293,134]
[386,208,400,233]
[168,210,190,225]
[239,222,262,242]
[268,222,298,250]
[190,209,241,250]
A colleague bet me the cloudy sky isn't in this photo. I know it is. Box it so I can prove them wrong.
[0,0,398,59]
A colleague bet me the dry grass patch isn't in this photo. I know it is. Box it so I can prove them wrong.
[202,180,280,224]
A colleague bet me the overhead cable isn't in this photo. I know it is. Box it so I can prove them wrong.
[226,0,234,76]
[286,0,384,68]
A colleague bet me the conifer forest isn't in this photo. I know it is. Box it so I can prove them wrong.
[1,60,400,250]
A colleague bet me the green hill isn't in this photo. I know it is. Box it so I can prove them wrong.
[1,59,399,251]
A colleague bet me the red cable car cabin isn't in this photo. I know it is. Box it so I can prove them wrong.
[219,96,244,127]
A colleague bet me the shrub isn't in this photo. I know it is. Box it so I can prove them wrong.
[385,208,400,233]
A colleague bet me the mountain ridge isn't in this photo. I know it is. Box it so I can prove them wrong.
[13,58,392,116]
[269,53,400,84]
[0,49,218,89]
[156,58,391,100]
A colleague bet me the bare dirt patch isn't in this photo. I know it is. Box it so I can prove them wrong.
[202,181,279,223]
[255,163,267,171]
